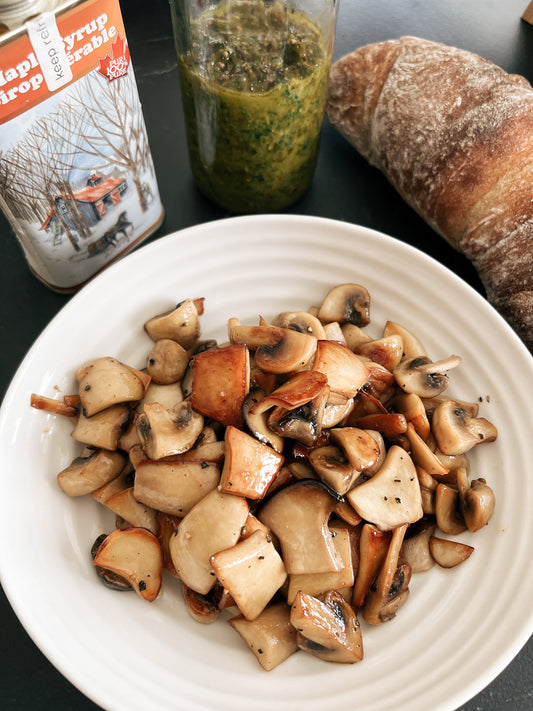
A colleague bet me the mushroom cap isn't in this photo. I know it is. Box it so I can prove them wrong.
[258,480,344,575]
[347,445,423,531]
[393,355,461,398]
[272,311,327,339]
[317,283,371,327]
[431,400,498,455]
[291,589,364,663]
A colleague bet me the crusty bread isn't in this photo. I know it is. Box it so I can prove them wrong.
[326,37,533,351]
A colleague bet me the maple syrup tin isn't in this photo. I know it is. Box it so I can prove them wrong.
[0,0,164,291]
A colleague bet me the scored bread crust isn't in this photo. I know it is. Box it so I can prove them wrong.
[326,36,533,351]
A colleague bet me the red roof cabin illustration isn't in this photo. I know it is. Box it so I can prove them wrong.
[41,174,128,234]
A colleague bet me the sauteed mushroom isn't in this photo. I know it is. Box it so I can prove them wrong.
[347,446,423,531]
[144,298,202,349]
[146,339,189,384]
[431,400,498,455]
[228,318,317,374]
[258,480,344,574]
[456,468,495,531]
[229,602,298,671]
[393,355,462,398]
[57,447,127,496]
[317,283,371,327]
[76,356,150,417]
[291,589,364,663]
[272,311,326,339]
[136,399,204,460]
[363,524,411,624]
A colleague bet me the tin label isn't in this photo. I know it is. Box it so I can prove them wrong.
[0,0,164,291]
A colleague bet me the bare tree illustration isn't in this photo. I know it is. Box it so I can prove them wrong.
[62,69,155,212]
[0,119,84,251]
[0,63,154,256]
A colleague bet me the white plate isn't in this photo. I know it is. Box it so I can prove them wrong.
[1,215,532,711]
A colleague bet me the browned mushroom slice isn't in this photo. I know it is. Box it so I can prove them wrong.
[308,444,358,496]
[287,527,354,604]
[91,460,134,505]
[347,445,423,531]
[431,400,498,455]
[191,343,250,428]
[137,381,183,413]
[76,357,150,417]
[30,393,79,417]
[169,489,249,594]
[312,340,369,399]
[356,335,404,371]
[71,404,133,450]
[272,311,327,339]
[363,431,387,476]
[322,321,347,343]
[250,371,329,416]
[91,534,133,592]
[258,480,344,575]
[363,523,411,624]
[291,589,364,663]
[401,518,436,573]
[136,399,204,460]
[240,512,271,540]
[144,298,202,349]
[352,523,392,608]
[267,395,329,449]
[211,530,287,620]
[92,527,163,602]
[329,427,381,473]
[456,468,496,532]
[57,447,127,496]
[103,486,159,534]
[242,387,284,453]
[118,412,142,451]
[228,319,317,374]
[249,371,329,447]
[429,536,474,568]
[133,454,220,517]
[228,602,299,671]
[382,321,428,359]
[322,396,355,428]
[391,392,431,441]
[317,283,371,327]
[146,339,189,385]
[156,511,182,576]
[182,584,221,624]
[393,355,461,398]
[360,358,397,398]
[435,483,467,535]
[219,425,284,500]
[347,412,408,439]
[341,323,372,351]
[416,466,438,515]
[405,423,450,478]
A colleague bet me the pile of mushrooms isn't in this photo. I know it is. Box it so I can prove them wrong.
[31,285,498,671]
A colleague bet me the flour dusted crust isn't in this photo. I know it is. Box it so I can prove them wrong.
[326,37,533,351]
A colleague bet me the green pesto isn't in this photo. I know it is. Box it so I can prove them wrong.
[178,0,331,213]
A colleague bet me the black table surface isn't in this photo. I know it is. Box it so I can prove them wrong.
[1,0,532,709]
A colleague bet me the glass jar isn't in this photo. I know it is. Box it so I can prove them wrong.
[169,0,339,214]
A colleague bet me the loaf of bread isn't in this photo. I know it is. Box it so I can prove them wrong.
[326,37,533,352]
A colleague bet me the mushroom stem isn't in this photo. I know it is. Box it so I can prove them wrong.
[456,468,496,532]
[416,355,462,375]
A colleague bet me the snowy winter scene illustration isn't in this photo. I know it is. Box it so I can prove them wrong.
[0,60,162,288]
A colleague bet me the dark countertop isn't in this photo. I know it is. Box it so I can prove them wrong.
[1,0,532,708]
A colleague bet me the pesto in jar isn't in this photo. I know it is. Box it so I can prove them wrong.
[176,0,331,213]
